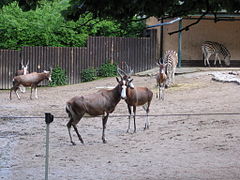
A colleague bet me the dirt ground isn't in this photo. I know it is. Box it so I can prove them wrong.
[1,70,240,180]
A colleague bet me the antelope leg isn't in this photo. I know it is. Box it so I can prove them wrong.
[30,87,33,100]
[102,113,109,143]
[67,120,76,145]
[35,87,38,99]
[73,125,84,144]
[133,106,137,133]
[127,105,132,133]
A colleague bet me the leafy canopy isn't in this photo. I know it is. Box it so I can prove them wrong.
[2,1,240,19]
[0,0,145,49]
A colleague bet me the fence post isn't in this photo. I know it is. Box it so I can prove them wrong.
[45,113,54,180]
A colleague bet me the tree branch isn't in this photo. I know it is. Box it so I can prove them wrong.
[168,12,207,35]
[168,0,210,35]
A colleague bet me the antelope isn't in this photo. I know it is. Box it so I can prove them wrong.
[65,77,126,145]
[118,67,153,133]
[15,60,29,93]
[10,70,52,100]
[156,60,167,100]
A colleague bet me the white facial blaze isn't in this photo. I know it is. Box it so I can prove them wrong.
[160,68,165,74]
[23,66,27,75]
[121,80,127,99]
[128,78,134,88]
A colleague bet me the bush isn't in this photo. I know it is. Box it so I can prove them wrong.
[97,61,117,77]
[49,66,68,86]
[81,67,97,82]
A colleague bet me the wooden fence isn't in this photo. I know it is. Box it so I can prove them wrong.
[0,30,157,89]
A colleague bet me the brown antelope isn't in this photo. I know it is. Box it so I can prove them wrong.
[65,77,126,145]
[118,67,153,133]
[10,70,52,100]
[15,60,29,93]
[156,61,167,100]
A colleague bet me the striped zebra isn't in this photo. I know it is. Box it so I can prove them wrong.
[163,50,178,87]
[201,41,231,67]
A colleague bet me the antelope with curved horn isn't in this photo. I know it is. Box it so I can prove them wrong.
[10,68,52,100]
[15,60,29,93]
[65,77,127,145]
[118,66,153,133]
[156,59,167,100]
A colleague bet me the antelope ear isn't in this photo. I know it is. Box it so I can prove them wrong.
[116,77,120,83]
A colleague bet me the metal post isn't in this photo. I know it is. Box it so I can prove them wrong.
[160,18,164,60]
[178,19,182,67]
[45,113,54,180]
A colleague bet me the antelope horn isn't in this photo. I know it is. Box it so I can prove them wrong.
[26,60,29,66]
[49,66,53,72]
[117,66,127,78]
[125,63,134,76]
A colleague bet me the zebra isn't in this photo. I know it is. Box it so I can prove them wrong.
[201,41,231,67]
[163,50,178,87]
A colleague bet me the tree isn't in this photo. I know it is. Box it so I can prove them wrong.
[0,0,45,11]
[3,0,240,34]
[0,1,145,49]
[62,0,240,34]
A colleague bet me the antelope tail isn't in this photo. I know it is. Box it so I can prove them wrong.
[66,103,74,119]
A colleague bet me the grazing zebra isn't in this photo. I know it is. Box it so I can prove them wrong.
[163,50,178,87]
[201,41,231,67]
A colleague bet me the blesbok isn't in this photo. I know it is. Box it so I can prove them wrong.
[65,77,126,145]
[15,60,29,93]
[10,70,52,100]
[156,60,167,100]
[118,67,153,133]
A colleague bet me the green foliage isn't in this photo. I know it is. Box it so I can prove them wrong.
[64,0,240,21]
[49,66,68,86]
[0,0,146,49]
[81,67,97,82]
[97,61,117,77]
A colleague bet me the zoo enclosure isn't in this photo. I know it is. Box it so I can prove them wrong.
[0,30,157,89]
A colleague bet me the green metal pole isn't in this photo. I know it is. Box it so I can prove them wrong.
[178,19,182,67]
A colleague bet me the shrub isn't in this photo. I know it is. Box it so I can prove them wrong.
[98,61,117,77]
[49,66,68,86]
[81,67,97,82]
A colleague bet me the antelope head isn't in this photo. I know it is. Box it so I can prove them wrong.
[43,67,52,82]
[117,62,134,88]
[21,60,29,75]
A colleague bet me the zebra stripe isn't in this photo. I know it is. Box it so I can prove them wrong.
[163,50,178,87]
[202,41,231,66]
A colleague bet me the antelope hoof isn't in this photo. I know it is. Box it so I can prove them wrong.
[71,141,76,146]
[102,139,107,144]
[144,125,150,130]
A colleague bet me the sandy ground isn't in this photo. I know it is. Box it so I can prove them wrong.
[1,70,240,180]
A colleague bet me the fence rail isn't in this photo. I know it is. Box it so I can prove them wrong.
[0,30,158,89]
[1,112,240,120]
